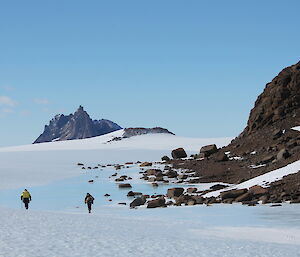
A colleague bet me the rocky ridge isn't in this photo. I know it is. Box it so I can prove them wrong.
[168,61,300,204]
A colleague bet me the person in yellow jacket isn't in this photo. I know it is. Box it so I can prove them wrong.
[20,189,31,209]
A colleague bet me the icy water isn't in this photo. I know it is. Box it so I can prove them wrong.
[0,164,210,211]
[1,164,300,232]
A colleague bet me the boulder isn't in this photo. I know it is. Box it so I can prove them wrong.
[118,183,132,188]
[200,144,218,157]
[277,148,290,161]
[127,191,142,197]
[161,156,170,161]
[77,163,84,166]
[235,192,253,202]
[222,198,234,204]
[130,196,146,208]
[186,188,197,194]
[220,189,248,200]
[171,148,187,159]
[140,162,152,167]
[166,170,178,178]
[209,184,228,191]
[167,187,184,198]
[147,197,166,208]
[249,185,268,196]
[146,169,162,176]
[260,155,275,164]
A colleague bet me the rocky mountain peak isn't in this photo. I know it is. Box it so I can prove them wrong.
[33,106,122,144]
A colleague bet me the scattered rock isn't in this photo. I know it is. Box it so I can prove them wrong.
[186,188,197,194]
[220,189,248,200]
[171,148,187,159]
[166,170,178,178]
[140,162,152,167]
[118,183,132,188]
[249,185,268,196]
[127,191,142,197]
[260,155,275,165]
[130,196,147,208]
[161,156,170,162]
[146,169,162,176]
[200,144,218,157]
[167,187,184,198]
[147,197,166,208]
[209,184,228,191]
[235,192,253,202]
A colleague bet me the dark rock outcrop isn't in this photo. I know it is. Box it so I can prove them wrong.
[171,148,187,159]
[123,127,175,138]
[200,144,218,157]
[34,106,122,143]
[240,61,300,136]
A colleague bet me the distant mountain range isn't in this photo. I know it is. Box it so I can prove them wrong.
[33,106,122,144]
[34,106,175,144]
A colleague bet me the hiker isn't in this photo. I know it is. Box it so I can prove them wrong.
[85,193,95,213]
[21,189,31,209]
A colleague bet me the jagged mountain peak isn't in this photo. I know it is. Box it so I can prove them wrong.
[33,107,122,144]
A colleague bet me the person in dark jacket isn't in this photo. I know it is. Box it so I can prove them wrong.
[20,189,32,209]
[84,193,95,213]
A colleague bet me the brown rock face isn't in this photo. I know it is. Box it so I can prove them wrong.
[242,61,300,136]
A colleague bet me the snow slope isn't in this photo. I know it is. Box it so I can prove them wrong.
[0,129,232,152]
[0,131,231,190]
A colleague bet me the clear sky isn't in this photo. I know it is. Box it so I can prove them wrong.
[0,0,300,147]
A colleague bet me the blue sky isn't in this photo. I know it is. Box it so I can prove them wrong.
[0,0,300,146]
